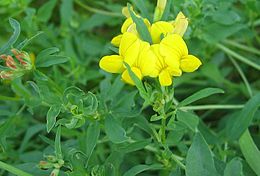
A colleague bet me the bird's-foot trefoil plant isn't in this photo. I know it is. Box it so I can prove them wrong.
[0,0,260,176]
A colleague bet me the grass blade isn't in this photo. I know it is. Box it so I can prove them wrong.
[178,88,224,107]
[239,130,260,175]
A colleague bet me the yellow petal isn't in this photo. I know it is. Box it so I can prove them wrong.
[180,55,202,72]
[119,32,138,55]
[137,42,157,76]
[159,69,172,86]
[151,21,174,44]
[121,18,133,33]
[164,55,180,68]
[172,12,188,37]
[119,32,140,66]
[121,67,143,85]
[160,34,188,58]
[111,34,122,47]
[167,66,182,76]
[99,55,124,73]
[151,44,164,67]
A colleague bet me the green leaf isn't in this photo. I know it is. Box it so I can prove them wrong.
[37,0,57,22]
[86,121,100,165]
[150,114,163,121]
[11,78,31,100]
[202,23,245,44]
[178,88,224,107]
[0,18,20,54]
[186,132,218,176]
[36,47,69,68]
[224,158,243,176]
[19,124,45,153]
[16,31,44,50]
[83,92,98,115]
[176,110,199,132]
[55,126,62,159]
[104,115,129,143]
[117,139,152,153]
[0,116,16,152]
[123,164,163,176]
[228,93,260,140]
[161,0,172,21]
[47,105,61,133]
[60,0,73,26]
[239,130,260,176]
[0,161,33,176]
[127,3,152,43]
[63,86,85,104]
[212,10,240,25]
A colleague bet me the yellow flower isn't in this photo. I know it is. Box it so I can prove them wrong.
[122,40,156,85]
[171,12,189,37]
[151,44,182,86]
[150,21,174,44]
[160,34,202,73]
[100,32,140,73]
[150,12,188,44]
[100,32,156,85]
[111,17,151,47]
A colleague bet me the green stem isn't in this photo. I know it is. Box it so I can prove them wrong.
[74,0,122,17]
[16,104,26,115]
[0,95,21,101]
[161,117,166,144]
[180,104,244,111]
[169,153,186,170]
[164,146,186,170]
[228,55,253,97]
[0,161,33,176]
[216,43,260,70]
[223,40,260,56]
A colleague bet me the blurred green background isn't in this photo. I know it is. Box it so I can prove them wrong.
[0,0,259,175]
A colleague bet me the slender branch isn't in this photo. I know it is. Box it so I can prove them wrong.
[16,104,26,115]
[180,104,244,111]
[0,95,21,101]
[216,43,260,71]
[169,153,186,170]
[161,117,166,144]
[74,0,122,17]
[223,40,260,56]
[228,55,253,97]
[0,161,33,176]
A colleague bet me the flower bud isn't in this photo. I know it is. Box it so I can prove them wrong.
[153,0,167,22]
[172,12,188,37]
[38,161,53,169]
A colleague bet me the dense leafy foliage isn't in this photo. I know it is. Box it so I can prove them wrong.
[0,0,259,176]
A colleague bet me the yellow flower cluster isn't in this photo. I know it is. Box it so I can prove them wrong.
[99,11,202,86]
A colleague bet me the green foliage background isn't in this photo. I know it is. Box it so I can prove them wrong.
[0,0,259,175]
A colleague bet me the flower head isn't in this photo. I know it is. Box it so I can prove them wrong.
[99,7,201,87]
[100,32,156,85]
[0,49,33,79]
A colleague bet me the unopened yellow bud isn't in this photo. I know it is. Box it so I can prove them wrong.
[154,0,167,22]
[172,12,188,37]
[122,6,131,18]
[157,0,167,10]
